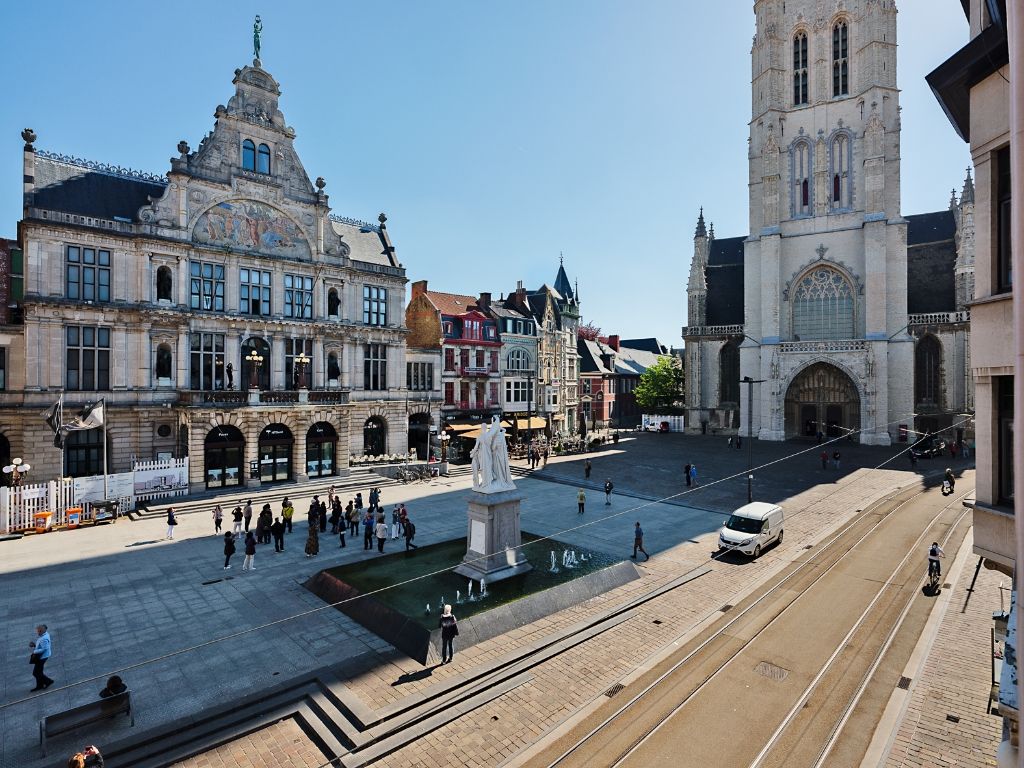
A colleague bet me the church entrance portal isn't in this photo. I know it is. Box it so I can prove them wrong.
[784,362,860,440]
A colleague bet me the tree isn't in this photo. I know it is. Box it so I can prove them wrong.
[577,322,602,341]
[634,356,685,414]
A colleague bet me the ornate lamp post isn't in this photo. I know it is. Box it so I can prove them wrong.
[3,457,31,487]
[295,351,311,389]
[439,432,450,462]
[245,350,264,390]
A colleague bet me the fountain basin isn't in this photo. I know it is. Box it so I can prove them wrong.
[304,534,639,664]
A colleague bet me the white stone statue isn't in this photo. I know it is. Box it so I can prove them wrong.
[470,416,516,493]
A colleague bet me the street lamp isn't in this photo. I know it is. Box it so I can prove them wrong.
[743,375,765,504]
[3,457,31,487]
[245,350,264,390]
[295,351,311,389]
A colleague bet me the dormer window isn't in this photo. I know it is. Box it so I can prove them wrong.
[242,140,256,171]
[257,143,271,174]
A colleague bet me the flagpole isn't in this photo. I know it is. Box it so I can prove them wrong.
[59,393,65,517]
[102,398,108,501]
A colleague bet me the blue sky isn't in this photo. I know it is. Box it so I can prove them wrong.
[0,1,971,344]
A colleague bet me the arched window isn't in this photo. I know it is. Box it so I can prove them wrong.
[830,132,851,210]
[156,266,173,302]
[242,139,256,171]
[719,342,740,405]
[792,267,854,340]
[915,335,942,408]
[257,143,271,174]
[793,140,813,216]
[156,344,173,380]
[832,21,849,97]
[793,32,809,105]
[363,416,387,456]
[327,287,340,317]
[507,348,530,371]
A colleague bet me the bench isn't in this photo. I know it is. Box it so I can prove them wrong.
[39,691,133,756]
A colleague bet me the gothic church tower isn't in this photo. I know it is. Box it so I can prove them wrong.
[742,0,908,445]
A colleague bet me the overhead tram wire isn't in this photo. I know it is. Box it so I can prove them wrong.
[0,410,968,714]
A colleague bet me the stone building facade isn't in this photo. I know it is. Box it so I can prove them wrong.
[527,263,581,436]
[3,56,412,491]
[684,0,974,445]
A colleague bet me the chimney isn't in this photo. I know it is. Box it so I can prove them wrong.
[478,292,491,310]
[513,281,528,310]
[411,280,427,299]
[608,334,620,351]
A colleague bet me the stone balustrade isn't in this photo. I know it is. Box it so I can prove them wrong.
[780,339,867,354]
[907,310,970,326]
[681,324,744,338]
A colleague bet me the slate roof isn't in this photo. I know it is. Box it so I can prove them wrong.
[906,210,957,245]
[620,338,667,355]
[421,290,481,316]
[708,235,745,265]
[578,338,612,375]
[554,263,574,301]
[613,344,662,377]
[906,211,958,313]
[328,218,395,267]
[490,298,532,320]
[31,154,167,220]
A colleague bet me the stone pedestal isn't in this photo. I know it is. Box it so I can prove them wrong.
[454,489,532,583]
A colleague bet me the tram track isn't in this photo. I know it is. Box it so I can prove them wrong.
[530,483,973,768]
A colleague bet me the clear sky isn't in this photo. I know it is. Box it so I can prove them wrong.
[0,1,971,345]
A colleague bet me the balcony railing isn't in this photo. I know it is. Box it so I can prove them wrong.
[681,324,744,338]
[177,388,350,406]
[260,391,298,404]
[907,310,970,326]
[780,339,867,354]
[178,391,248,406]
[308,390,350,404]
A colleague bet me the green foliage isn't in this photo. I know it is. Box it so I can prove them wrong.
[634,356,685,414]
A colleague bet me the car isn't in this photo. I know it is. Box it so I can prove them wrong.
[911,436,947,459]
[644,423,660,432]
[718,502,785,558]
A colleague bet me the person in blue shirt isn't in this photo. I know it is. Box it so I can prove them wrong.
[631,522,650,561]
[29,624,53,691]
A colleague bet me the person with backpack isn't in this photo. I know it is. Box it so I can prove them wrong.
[604,479,614,505]
[943,467,956,495]
[223,532,236,569]
[438,604,458,664]
[404,516,418,551]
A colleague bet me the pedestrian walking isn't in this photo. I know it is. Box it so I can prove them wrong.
[375,516,388,553]
[223,532,235,569]
[909,450,918,468]
[404,516,418,551]
[944,467,956,495]
[631,522,650,561]
[232,506,243,537]
[28,623,54,691]
[820,450,828,470]
[584,459,592,479]
[543,447,549,467]
[727,436,733,448]
[165,507,177,539]
[735,435,742,449]
[832,450,841,471]
[212,504,223,533]
[391,506,401,539]
[950,441,959,459]
[577,488,586,515]
[439,604,459,664]
[338,519,346,548]
[604,479,614,505]
[282,500,294,533]
[684,463,692,487]
[689,464,698,486]
[242,532,256,571]
[362,510,374,550]
[243,500,253,532]
[319,497,328,533]
[271,517,285,552]
[304,525,320,558]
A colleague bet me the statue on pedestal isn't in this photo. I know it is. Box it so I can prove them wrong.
[470,416,516,494]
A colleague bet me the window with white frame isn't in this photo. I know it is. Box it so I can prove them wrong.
[190,261,225,312]
[362,285,387,326]
[505,380,533,404]
[240,268,271,315]
[507,348,530,371]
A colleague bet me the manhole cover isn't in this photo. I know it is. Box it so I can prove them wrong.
[754,661,789,682]
[897,676,912,690]
[605,683,625,698]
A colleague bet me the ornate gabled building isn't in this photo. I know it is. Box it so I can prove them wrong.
[527,261,581,437]
[3,52,414,490]
[684,0,974,445]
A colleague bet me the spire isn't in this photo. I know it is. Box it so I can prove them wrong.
[961,167,974,204]
[695,207,707,238]
[949,188,957,210]
[554,257,574,301]
[709,221,715,240]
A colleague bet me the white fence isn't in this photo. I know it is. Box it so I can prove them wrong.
[0,457,189,533]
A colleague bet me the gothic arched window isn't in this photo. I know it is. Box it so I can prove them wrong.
[792,267,854,340]
[793,32,809,105]
[257,143,271,174]
[830,132,851,210]
[793,140,813,216]
[719,342,740,405]
[915,335,942,408]
[832,21,849,96]
[242,139,256,171]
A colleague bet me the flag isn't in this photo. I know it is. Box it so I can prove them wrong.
[43,401,61,435]
[53,399,105,448]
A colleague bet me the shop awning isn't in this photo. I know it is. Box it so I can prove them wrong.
[453,420,513,440]
[512,417,547,430]
[445,423,478,433]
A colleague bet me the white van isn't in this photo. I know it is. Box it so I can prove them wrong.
[718,502,784,558]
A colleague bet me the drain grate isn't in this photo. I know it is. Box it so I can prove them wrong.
[897,676,912,690]
[604,683,625,698]
[720,604,734,612]
[652,619,663,625]
[943,583,952,589]
[754,661,789,682]
[946,714,960,723]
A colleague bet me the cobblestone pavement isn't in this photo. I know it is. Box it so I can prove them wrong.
[170,717,328,768]
[880,529,1006,768]
[0,435,969,767]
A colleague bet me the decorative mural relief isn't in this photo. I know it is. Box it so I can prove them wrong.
[192,200,310,258]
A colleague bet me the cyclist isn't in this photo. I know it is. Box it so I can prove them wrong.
[928,542,945,579]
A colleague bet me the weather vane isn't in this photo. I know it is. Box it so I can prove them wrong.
[253,15,263,62]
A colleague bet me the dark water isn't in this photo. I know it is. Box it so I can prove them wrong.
[325,533,620,631]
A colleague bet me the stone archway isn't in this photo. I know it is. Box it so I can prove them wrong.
[784,362,860,440]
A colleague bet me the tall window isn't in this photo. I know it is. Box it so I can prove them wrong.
[364,344,387,390]
[831,132,851,210]
[285,338,313,388]
[242,139,256,171]
[507,348,530,371]
[363,285,387,325]
[156,266,173,301]
[327,287,340,317]
[66,246,111,302]
[792,267,854,340]
[284,274,313,318]
[407,362,435,391]
[66,325,111,391]
[190,261,225,312]
[189,332,225,390]
[914,335,942,408]
[719,342,740,404]
[793,32,809,105]
[832,21,849,97]
[155,344,173,380]
[444,381,455,405]
[998,146,1013,292]
[505,380,533,403]
[240,268,271,316]
[66,429,105,478]
[793,140,812,216]
[444,347,455,371]
[327,351,340,382]
[257,143,271,174]
[998,376,1014,504]
[0,348,5,390]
